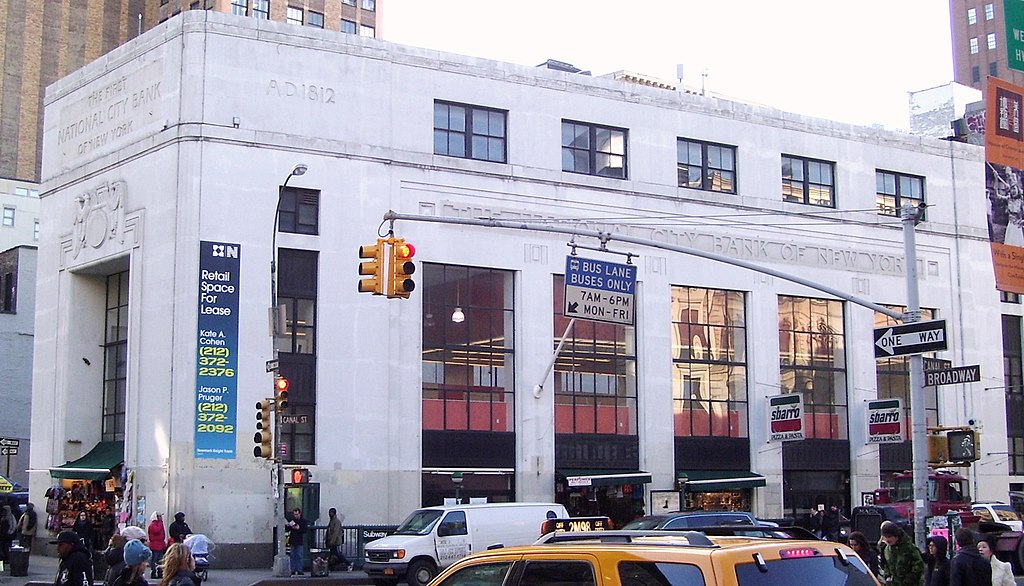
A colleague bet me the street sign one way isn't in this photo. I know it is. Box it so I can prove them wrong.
[873,319,948,358]
[563,256,637,325]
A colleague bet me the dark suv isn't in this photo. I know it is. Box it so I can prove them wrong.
[621,511,778,530]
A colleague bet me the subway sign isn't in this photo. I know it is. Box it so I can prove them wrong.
[768,394,804,442]
[866,398,904,444]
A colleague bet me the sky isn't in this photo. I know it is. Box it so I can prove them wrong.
[382,0,956,130]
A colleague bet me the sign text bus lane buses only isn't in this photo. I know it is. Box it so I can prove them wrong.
[563,256,637,325]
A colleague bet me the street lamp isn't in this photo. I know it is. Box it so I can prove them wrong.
[270,163,307,577]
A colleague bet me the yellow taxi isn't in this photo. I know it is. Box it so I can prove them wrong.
[426,529,880,586]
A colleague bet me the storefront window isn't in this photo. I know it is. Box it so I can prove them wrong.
[671,286,747,438]
[421,264,514,432]
[552,275,637,434]
[102,271,129,442]
[778,296,847,440]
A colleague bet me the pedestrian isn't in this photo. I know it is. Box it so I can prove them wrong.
[111,539,151,586]
[847,531,880,576]
[167,513,191,544]
[102,535,127,586]
[0,504,16,565]
[52,530,94,586]
[822,504,843,542]
[148,513,167,579]
[879,521,924,586]
[325,507,351,571]
[809,506,825,539]
[158,543,199,586]
[950,527,991,586]
[17,502,38,551]
[286,508,308,576]
[73,511,96,551]
[977,535,1014,586]
[923,535,950,586]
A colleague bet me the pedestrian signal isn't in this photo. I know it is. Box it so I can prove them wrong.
[388,239,416,299]
[947,429,979,462]
[291,468,311,484]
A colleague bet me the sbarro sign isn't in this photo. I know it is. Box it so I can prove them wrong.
[866,398,904,444]
[768,394,804,442]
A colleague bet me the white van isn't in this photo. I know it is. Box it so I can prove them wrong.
[363,502,568,586]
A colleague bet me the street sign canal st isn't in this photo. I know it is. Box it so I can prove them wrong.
[873,319,948,358]
[563,256,637,325]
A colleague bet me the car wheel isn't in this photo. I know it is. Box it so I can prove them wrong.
[406,559,437,586]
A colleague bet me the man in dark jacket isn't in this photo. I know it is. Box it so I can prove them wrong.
[52,530,94,586]
[168,512,192,544]
[950,527,991,586]
[924,535,950,586]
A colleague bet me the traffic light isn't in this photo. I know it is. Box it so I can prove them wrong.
[254,399,273,459]
[388,238,416,299]
[275,375,290,411]
[947,429,979,462]
[358,239,386,295]
[291,468,311,484]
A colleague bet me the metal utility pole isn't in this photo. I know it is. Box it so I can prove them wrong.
[902,202,929,548]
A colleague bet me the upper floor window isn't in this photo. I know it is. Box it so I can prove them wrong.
[361,0,375,10]
[988,33,997,50]
[359,24,375,37]
[278,187,320,235]
[876,170,925,217]
[252,0,268,19]
[968,7,977,24]
[2,207,13,227]
[230,0,246,15]
[433,101,507,163]
[677,138,736,193]
[287,6,303,24]
[782,155,835,207]
[986,3,995,20]
[973,65,982,83]
[971,37,980,54]
[1,272,14,313]
[33,219,39,241]
[561,120,627,179]
[341,19,356,33]
[342,0,355,5]
[307,10,323,28]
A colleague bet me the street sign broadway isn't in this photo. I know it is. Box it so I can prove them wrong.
[768,394,804,442]
[563,256,637,325]
[924,365,981,387]
[873,319,947,358]
[866,398,904,444]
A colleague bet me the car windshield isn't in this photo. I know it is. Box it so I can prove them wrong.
[734,555,875,586]
[395,510,443,535]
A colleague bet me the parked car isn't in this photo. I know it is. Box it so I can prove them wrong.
[621,511,779,530]
[429,529,879,586]
[972,502,1024,532]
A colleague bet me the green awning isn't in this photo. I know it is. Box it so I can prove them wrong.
[49,441,124,480]
[560,470,652,488]
[678,470,766,491]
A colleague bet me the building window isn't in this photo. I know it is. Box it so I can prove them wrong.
[968,7,977,24]
[33,219,39,241]
[671,287,747,438]
[876,170,925,217]
[342,0,355,5]
[102,271,130,442]
[1,272,14,313]
[433,101,507,163]
[552,275,637,434]
[340,19,356,33]
[252,0,268,19]
[677,138,736,193]
[988,33,998,50]
[286,6,303,24]
[561,120,627,179]
[277,186,319,235]
[307,10,323,27]
[875,307,939,430]
[986,3,995,20]
[361,0,375,10]
[971,37,980,54]
[231,0,246,15]
[782,155,835,207]
[190,2,200,9]
[2,207,13,227]
[359,24,374,37]
[421,264,515,432]
[973,66,982,83]
[276,248,318,464]
[1004,315,1024,474]
[1002,291,1022,303]
[778,296,847,440]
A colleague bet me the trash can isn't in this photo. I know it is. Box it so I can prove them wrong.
[9,546,29,577]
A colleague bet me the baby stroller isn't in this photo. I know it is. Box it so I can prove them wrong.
[183,534,215,582]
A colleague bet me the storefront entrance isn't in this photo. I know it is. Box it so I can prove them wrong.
[555,471,650,528]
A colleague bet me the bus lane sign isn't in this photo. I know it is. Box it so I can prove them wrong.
[563,256,637,325]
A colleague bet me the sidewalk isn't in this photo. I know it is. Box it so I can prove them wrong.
[0,554,370,586]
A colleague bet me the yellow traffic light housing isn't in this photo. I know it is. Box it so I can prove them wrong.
[358,239,386,295]
[388,238,416,299]
[275,376,290,411]
[254,399,273,459]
